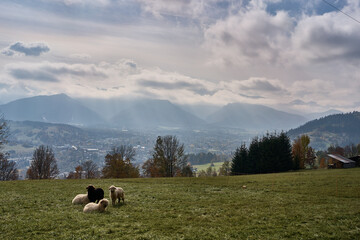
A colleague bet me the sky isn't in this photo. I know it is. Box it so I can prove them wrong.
[0,0,359,114]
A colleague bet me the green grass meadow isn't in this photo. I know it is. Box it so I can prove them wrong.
[1,169,360,239]
[192,161,224,172]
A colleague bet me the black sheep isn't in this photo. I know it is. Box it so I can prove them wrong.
[86,185,104,203]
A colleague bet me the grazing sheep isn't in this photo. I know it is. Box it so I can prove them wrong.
[242,185,247,189]
[72,193,90,205]
[109,185,125,205]
[83,199,109,213]
[86,185,104,203]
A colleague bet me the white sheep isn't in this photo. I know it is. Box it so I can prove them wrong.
[109,185,125,205]
[72,193,90,205]
[83,199,109,213]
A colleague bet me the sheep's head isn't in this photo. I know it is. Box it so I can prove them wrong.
[86,185,95,191]
[99,199,109,209]
[109,185,116,192]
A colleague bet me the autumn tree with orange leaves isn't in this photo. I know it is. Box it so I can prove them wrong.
[102,146,139,178]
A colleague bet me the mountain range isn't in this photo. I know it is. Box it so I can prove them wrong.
[0,94,105,126]
[0,93,341,132]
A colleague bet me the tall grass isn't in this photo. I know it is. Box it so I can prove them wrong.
[0,169,359,239]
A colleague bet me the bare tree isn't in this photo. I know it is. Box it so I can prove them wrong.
[143,135,188,177]
[81,160,98,179]
[0,115,18,181]
[0,114,9,147]
[27,145,59,179]
[67,165,82,179]
[219,160,231,176]
[0,153,18,181]
[112,145,136,162]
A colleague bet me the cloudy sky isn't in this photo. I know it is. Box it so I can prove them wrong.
[0,0,359,113]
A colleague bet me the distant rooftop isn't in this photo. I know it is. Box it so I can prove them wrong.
[327,154,355,164]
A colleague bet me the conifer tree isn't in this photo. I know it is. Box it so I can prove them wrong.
[248,137,261,173]
[231,143,248,175]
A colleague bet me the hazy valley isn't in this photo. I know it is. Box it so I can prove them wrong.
[1,94,357,175]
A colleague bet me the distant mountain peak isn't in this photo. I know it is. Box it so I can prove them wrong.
[207,102,307,131]
[0,94,105,126]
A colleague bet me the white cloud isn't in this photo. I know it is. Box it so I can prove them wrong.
[6,61,107,82]
[137,0,243,25]
[69,53,91,60]
[57,0,110,6]
[204,4,294,66]
[138,0,202,19]
[0,0,360,113]
[291,7,360,64]
[202,0,360,69]
[1,60,274,105]
[1,55,359,112]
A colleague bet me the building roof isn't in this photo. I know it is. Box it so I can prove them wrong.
[327,154,356,164]
[349,155,360,161]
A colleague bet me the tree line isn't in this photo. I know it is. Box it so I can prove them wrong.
[68,135,193,179]
[187,152,229,165]
[1,113,360,181]
[231,132,293,175]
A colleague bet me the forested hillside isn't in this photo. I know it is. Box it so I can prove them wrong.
[287,112,360,149]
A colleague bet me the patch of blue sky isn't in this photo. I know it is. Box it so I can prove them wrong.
[1,0,142,25]
[266,0,348,17]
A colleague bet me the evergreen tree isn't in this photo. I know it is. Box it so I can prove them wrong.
[231,143,248,175]
[242,132,293,174]
[248,137,261,173]
[277,132,293,172]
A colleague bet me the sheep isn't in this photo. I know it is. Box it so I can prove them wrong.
[83,199,109,213]
[109,185,125,205]
[86,185,104,203]
[72,193,90,205]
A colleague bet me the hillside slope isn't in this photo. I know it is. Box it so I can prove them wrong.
[207,103,307,131]
[287,111,360,149]
[111,99,206,129]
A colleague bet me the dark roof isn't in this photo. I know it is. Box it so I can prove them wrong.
[327,154,356,164]
[349,155,360,161]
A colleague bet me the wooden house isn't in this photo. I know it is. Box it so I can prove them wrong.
[327,154,356,169]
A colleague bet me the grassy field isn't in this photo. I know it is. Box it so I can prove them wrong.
[0,169,359,240]
[192,161,224,172]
